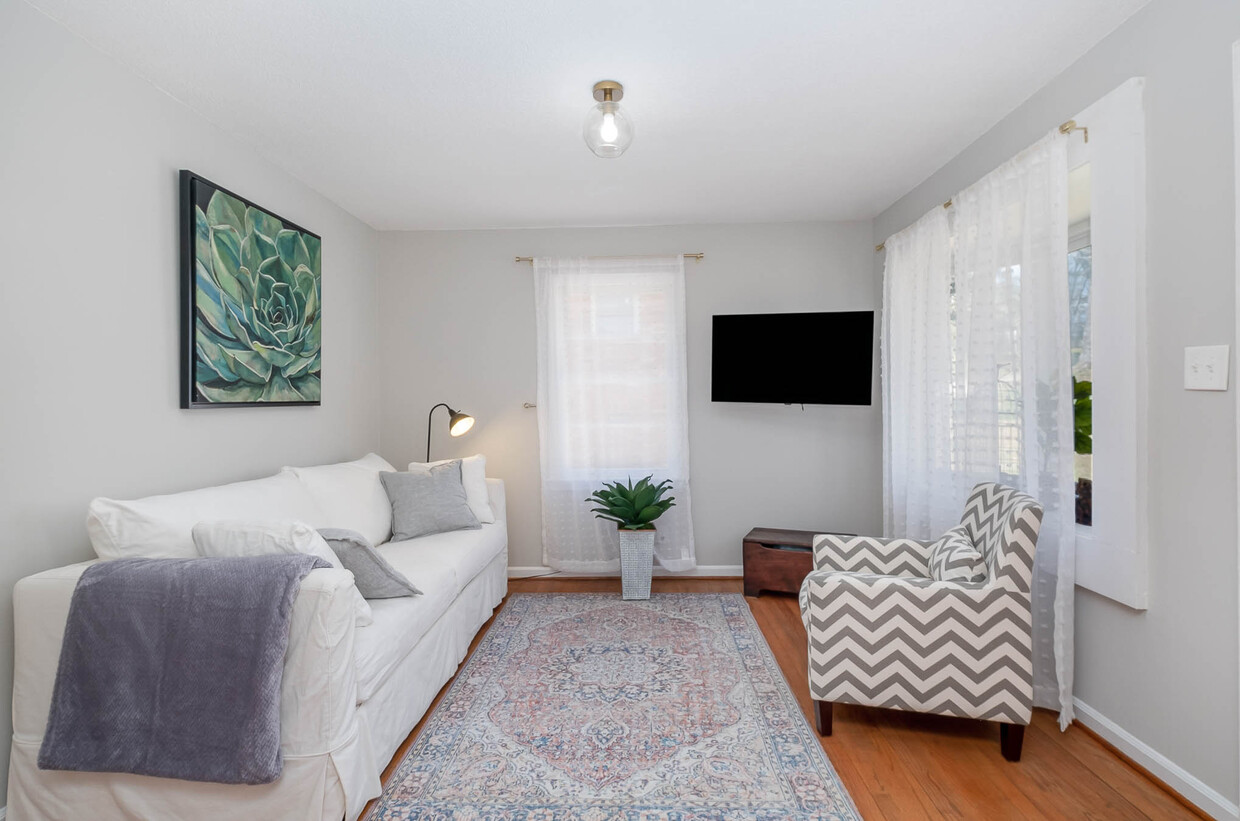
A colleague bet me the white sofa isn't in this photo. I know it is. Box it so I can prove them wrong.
[7,454,508,821]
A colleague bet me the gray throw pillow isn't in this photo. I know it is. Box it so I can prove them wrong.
[317,528,421,599]
[380,463,481,542]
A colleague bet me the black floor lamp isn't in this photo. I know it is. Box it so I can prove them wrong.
[426,403,475,461]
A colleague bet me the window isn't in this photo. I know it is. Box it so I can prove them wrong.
[558,281,675,472]
[1069,163,1093,526]
[533,256,696,572]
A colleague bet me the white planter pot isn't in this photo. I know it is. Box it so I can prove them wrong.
[618,528,655,600]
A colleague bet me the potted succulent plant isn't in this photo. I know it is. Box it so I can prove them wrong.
[586,476,676,600]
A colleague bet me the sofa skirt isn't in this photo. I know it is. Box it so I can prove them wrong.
[7,735,352,821]
[359,548,510,770]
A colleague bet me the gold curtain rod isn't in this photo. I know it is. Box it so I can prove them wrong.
[1059,119,1089,143]
[874,118,1088,254]
[515,253,704,263]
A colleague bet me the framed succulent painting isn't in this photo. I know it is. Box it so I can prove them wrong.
[180,171,321,408]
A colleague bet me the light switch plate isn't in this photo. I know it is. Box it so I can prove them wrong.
[1184,345,1230,391]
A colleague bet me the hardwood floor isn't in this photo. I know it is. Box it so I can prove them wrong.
[366,577,1206,820]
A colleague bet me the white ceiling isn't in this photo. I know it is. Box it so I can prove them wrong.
[27,0,1149,230]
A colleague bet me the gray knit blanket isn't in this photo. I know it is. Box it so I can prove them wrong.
[38,554,329,784]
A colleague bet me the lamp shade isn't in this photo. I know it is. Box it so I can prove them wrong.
[449,411,475,437]
[426,402,476,461]
[583,100,634,158]
[583,80,634,158]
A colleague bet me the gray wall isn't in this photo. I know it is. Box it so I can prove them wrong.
[377,222,881,570]
[0,1,383,803]
[873,0,1239,803]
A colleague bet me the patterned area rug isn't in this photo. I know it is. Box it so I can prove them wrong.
[365,593,860,820]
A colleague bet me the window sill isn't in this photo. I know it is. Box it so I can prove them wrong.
[1074,523,1148,610]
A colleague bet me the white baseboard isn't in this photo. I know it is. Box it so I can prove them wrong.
[1073,698,1239,820]
[508,566,551,579]
[509,565,743,579]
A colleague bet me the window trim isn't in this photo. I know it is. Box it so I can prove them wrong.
[1069,78,1149,610]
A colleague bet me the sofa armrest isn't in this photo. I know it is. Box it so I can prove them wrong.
[12,562,362,757]
[11,561,95,739]
[811,533,933,577]
[276,566,363,756]
[486,477,506,525]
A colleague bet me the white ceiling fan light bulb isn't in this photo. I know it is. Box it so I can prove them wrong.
[583,82,634,158]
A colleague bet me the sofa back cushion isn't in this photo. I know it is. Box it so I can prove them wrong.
[87,472,320,561]
[282,453,397,546]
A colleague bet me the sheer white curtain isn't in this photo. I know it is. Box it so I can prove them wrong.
[534,256,696,573]
[882,206,955,538]
[882,131,1076,727]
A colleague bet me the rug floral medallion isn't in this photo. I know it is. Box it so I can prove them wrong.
[366,593,860,821]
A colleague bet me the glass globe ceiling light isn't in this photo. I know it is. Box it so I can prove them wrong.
[583,80,634,158]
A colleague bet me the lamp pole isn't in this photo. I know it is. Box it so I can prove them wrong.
[426,403,452,462]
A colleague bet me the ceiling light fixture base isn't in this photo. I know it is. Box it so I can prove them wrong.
[592,80,624,103]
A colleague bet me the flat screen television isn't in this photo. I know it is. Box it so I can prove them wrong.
[711,311,874,405]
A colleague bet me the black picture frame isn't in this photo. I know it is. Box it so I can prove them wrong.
[180,170,322,409]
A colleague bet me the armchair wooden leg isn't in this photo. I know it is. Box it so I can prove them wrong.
[1000,723,1025,761]
[813,700,833,736]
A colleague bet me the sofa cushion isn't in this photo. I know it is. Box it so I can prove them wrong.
[384,521,507,596]
[351,550,457,703]
[282,453,397,546]
[87,472,320,561]
[351,522,507,703]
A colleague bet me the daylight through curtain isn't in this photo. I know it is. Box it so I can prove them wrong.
[882,131,1075,727]
[534,256,696,573]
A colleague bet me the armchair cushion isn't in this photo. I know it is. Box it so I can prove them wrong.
[927,525,985,583]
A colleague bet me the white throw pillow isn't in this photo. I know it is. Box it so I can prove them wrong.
[283,453,398,545]
[192,519,339,565]
[191,520,373,627]
[87,472,321,561]
[407,454,494,524]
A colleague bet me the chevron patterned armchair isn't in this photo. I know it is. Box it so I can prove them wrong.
[799,482,1042,760]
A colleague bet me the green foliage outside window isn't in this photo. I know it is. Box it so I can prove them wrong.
[1074,378,1091,455]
